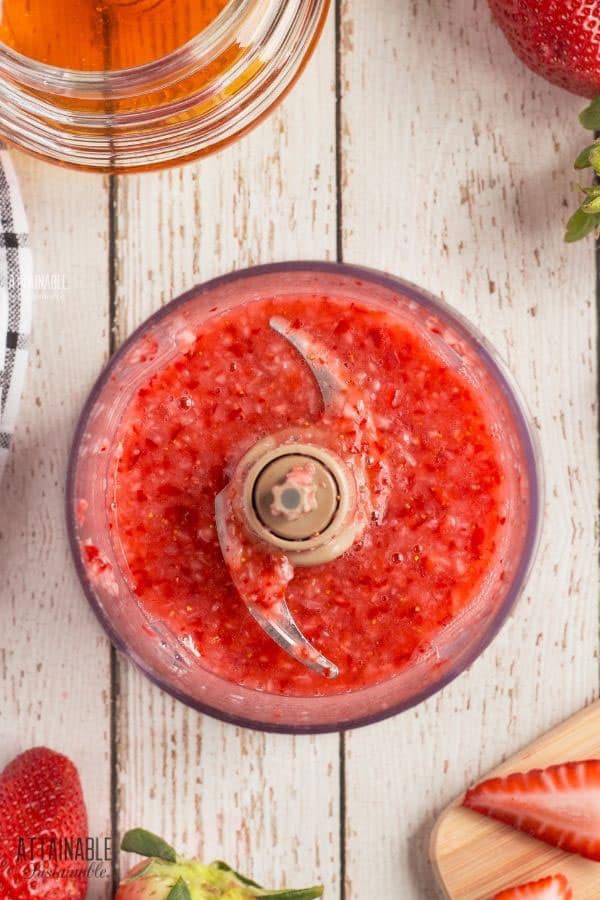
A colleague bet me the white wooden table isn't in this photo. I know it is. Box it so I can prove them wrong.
[0,2,598,898]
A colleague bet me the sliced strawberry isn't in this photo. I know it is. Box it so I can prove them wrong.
[493,873,572,899]
[463,759,600,861]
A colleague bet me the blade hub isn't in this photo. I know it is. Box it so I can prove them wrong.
[254,453,338,540]
[242,442,359,566]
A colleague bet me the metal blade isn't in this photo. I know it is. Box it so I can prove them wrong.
[270,316,348,414]
[270,315,391,522]
[215,488,339,679]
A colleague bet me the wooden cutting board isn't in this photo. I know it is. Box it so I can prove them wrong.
[430,700,600,899]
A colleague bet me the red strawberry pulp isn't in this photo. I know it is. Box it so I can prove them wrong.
[97,291,522,698]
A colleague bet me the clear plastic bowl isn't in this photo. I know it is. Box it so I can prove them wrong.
[66,262,542,733]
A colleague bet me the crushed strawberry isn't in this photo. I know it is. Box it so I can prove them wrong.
[111,295,509,695]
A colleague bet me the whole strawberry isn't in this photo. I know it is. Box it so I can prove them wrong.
[488,0,600,98]
[117,829,324,900]
[0,747,89,899]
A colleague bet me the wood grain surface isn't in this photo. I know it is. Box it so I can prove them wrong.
[341,1,599,896]
[0,1,598,899]
[0,162,112,895]
[112,13,340,894]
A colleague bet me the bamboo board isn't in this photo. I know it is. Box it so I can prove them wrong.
[431,701,600,898]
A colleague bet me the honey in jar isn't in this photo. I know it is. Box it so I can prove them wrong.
[0,0,229,70]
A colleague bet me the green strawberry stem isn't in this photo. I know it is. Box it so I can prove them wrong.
[121,828,178,863]
[214,859,323,897]
[566,96,600,242]
[214,860,263,889]
[579,96,600,131]
[167,879,192,900]
[574,142,600,170]
[259,890,324,899]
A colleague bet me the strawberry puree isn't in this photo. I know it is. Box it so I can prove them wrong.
[109,295,507,696]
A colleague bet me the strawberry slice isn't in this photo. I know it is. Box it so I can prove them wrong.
[463,759,600,861]
[493,873,572,899]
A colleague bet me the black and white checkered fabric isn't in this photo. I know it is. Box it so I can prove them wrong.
[0,143,32,476]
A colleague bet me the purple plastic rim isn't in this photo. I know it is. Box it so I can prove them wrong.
[66,261,543,734]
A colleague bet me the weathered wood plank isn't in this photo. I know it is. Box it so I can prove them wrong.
[0,155,112,899]
[340,1,599,897]
[113,13,342,896]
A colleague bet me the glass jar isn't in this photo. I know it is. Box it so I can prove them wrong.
[0,0,330,172]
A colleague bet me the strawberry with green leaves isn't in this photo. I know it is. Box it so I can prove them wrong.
[117,828,324,900]
[483,5,600,243]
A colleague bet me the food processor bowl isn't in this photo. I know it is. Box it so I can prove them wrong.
[67,262,542,733]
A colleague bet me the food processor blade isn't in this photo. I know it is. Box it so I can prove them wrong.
[215,489,339,679]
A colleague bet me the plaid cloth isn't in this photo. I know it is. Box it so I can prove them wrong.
[0,144,32,477]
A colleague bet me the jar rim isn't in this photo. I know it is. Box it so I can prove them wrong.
[0,0,250,96]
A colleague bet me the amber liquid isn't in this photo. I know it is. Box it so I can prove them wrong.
[0,0,230,70]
